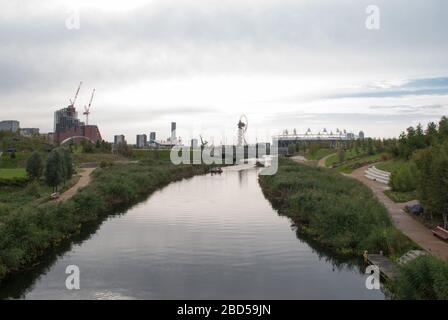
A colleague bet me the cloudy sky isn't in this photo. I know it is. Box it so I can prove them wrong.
[1,0,448,143]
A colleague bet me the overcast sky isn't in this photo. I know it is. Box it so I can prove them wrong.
[1,0,447,143]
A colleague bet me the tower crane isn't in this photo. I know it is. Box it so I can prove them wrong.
[199,135,208,147]
[69,81,83,108]
[83,89,95,125]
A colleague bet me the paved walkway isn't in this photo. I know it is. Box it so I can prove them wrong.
[318,153,335,168]
[350,165,448,261]
[55,168,95,203]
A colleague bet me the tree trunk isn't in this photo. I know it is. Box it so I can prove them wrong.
[443,213,448,230]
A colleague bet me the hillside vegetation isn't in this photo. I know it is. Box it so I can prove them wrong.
[259,157,415,257]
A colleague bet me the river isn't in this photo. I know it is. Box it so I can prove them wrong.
[0,167,385,299]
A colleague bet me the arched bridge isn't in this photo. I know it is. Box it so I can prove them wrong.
[60,136,94,145]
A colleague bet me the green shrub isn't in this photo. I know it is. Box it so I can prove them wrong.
[26,151,44,180]
[0,177,28,187]
[395,255,448,299]
[390,162,417,192]
[260,158,415,256]
[23,180,42,198]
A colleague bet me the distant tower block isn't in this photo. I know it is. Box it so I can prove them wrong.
[171,122,177,144]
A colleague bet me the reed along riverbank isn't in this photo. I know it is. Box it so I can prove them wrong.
[259,158,448,300]
[0,159,209,281]
[259,157,416,258]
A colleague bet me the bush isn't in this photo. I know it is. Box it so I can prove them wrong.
[395,255,448,299]
[390,162,417,192]
[26,151,44,180]
[260,158,415,256]
[0,177,28,187]
[23,180,42,198]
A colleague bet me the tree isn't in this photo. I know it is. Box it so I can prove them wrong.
[425,122,438,146]
[438,116,448,140]
[337,146,345,163]
[57,148,73,185]
[26,151,44,180]
[414,143,448,228]
[117,141,133,157]
[45,149,64,192]
[81,139,94,153]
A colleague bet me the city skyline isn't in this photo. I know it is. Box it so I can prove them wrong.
[1,0,447,142]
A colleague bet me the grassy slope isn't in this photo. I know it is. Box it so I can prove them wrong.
[0,169,26,179]
[376,159,407,173]
[325,149,360,167]
[0,160,208,281]
[384,190,417,203]
[333,153,383,173]
[72,153,127,165]
[306,148,335,161]
[259,157,416,257]
[0,152,29,169]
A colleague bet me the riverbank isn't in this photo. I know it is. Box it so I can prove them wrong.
[350,165,448,261]
[0,160,209,282]
[259,157,416,258]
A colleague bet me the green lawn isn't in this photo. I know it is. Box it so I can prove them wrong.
[376,159,407,173]
[333,153,383,173]
[325,148,361,167]
[306,148,335,161]
[0,168,27,179]
[0,152,29,168]
[72,153,127,165]
[384,190,417,203]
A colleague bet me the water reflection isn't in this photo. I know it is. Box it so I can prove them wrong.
[0,168,385,300]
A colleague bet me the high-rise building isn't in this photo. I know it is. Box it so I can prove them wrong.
[0,120,20,132]
[54,105,102,144]
[171,122,176,144]
[358,131,365,140]
[114,135,126,146]
[136,134,147,148]
[20,128,40,136]
[150,132,156,142]
[191,138,199,149]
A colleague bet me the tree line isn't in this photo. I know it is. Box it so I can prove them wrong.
[26,147,74,192]
[388,116,448,228]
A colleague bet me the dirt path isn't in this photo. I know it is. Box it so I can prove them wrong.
[350,165,448,261]
[290,155,307,163]
[56,168,95,203]
[318,153,336,168]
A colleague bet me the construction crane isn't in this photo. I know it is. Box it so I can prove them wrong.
[199,135,208,147]
[83,89,95,125]
[69,81,83,108]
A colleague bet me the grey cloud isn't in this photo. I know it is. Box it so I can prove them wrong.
[369,104,446,112]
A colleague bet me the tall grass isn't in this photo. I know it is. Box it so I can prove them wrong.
[0,160,208,281]
[259,158,415,257]
[395,255,448,300]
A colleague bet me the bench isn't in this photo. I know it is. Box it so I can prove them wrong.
[432,226,448,241]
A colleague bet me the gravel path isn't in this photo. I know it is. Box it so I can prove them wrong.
[55,168,95,203]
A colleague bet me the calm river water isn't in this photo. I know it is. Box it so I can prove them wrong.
[0,167,385,299]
